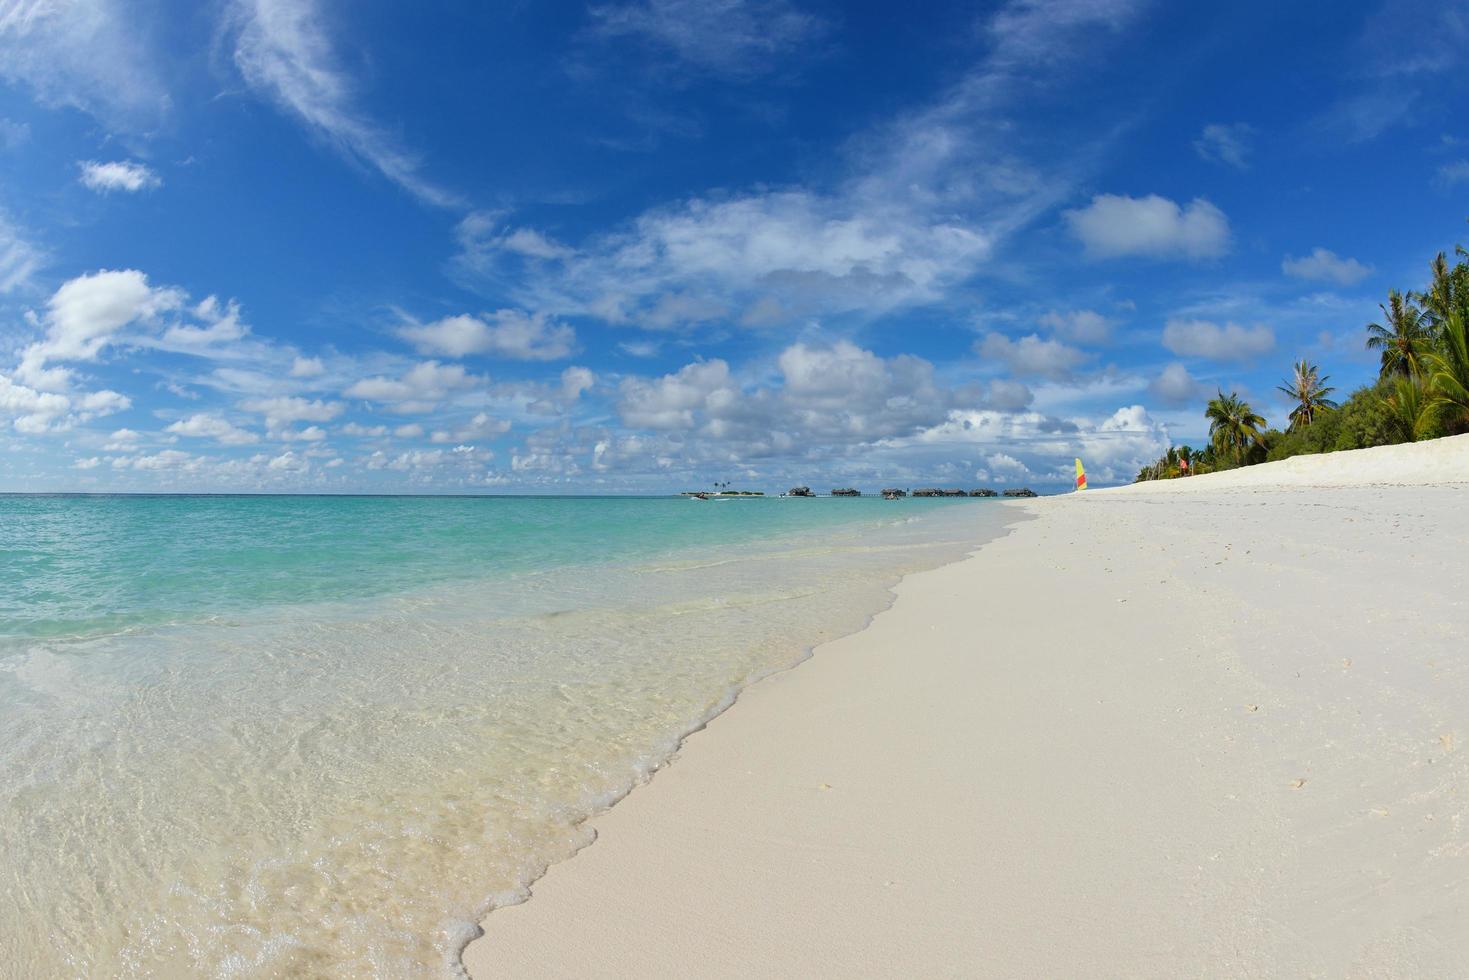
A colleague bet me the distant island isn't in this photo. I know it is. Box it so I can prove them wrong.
[680,490,765,497]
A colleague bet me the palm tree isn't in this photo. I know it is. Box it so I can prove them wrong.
[1205,390,1266,467]
[1275,359,1337,431]
[1420,251,1469,331]
[1385,376,1438,442]
[1424,311,1469,432]
[1365,290,1433,379]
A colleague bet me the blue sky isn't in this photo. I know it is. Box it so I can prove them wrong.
[0,0,1466,492]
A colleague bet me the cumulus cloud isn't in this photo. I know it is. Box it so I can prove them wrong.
[228,0,457,207]
[976,332,1090,379]
[1065,194,1231,260]
[165,413,260,445]
[430,412,510,444]
[1161,318,1275,362]
[610,339,956,455]
[617,359,736,430]
[344,361,477,410]
[1281,247,1373,285]
[398,310,577,361]
[78,160,161,193]
[16,269,179,389]
[1037,308,1112,343]
[238,395,343,429]
[588,0,827,78]
[985,379,1034,412]
[1148,362,1209,406]
[289,355,325,377]
[1192,123,1254,169]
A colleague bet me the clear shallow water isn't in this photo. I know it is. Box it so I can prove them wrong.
[0,494,1007,977]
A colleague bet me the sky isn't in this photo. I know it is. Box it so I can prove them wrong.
[0,0,1466,493]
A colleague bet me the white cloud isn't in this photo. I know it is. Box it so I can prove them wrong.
[73,456,102,469]
[239,395,343,428]
[1065,194,1231,260]
[430,411,511,444]
[341,422,387,438]
[165,413,260,446]
[464,191,993,327]
[0,210,42,293]
[588,0,826,78]
[393,423,425,439]
[456,0,1151,332]
[17,269,180,389]
[343,361,477,408]
[289,355,325,377]
[0,372,71,432]
[160,296,249,350]
[1192,123,1254,169]
[976,451,1030,481]
[1148,362,1208,406]
[228,0,457,207]
[1037,309,1112,344]
[0,0,166,131]
[76,389,130,417]
[1161,318,1275,362]
[113,449,196,471]
[1439,160,1469,186]
[78,160,161,193]
[983,0,1140,71]
[105,428,141,449]
[398,310,577,361]
[618,359,736,430]
[778,340,889,401]
[1281,247,1373,285]
[976,332,1090,379]
[267,450,307,471]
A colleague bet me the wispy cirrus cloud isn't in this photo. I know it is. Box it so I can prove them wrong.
[459,0,1150,329]
[0,0,167,130]
[228,0,460,208]
[587,0,828,78]
[1193,122,1254,169]
[0,209,42,293]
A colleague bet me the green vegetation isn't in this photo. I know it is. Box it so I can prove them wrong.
[1137,227,1469,483]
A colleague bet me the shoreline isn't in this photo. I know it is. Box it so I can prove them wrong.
[462,438,1469,977]
[449,502,1025,973]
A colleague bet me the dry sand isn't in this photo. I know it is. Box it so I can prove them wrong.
[463,436,1469,978]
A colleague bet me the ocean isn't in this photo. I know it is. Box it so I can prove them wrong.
[0,494,1006,977]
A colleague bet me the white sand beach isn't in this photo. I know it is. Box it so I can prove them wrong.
[463,435,1469,978]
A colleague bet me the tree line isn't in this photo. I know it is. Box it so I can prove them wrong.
[1137,226,1469,482]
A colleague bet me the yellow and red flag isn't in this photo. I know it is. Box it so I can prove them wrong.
[1074,458,1087,491]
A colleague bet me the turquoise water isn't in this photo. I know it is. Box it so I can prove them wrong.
[1,494,943,639]
[0,494,1005,978]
